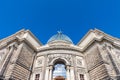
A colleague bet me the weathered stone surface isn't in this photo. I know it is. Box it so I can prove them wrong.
[0,29,120,80]
[12,64,30,80]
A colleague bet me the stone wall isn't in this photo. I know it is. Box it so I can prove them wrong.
[85,43,109,80]
[11,64,30,80]
[10,43,35,80]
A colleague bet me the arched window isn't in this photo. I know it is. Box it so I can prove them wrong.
[53,62,66,79]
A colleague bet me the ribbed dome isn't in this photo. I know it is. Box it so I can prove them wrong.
[47,31,73,44]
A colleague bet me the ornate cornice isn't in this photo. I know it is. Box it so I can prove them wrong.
[0,29,42,51]
[1,29,120,53]
[38,45,82,53]
[77,29,120,52]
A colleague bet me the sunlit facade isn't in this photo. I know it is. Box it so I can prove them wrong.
[0,29,120,80]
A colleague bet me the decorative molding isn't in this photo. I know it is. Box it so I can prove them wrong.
[77,29,120,52]
[35,56,44,67]
[48,54,72,65]
[77,68,86,74]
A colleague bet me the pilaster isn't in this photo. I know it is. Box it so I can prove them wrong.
[66,66,70,80]
[70,67,75,80]
[45,67,49,80]
[49,66,53,80]
[3,42,17,79]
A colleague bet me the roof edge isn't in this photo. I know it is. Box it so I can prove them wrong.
[77,28,120,51]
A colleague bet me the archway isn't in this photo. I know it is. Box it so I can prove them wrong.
[45,58,72,80]
[53,61,66,80]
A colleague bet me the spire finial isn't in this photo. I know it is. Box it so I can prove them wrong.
[57,30,62,34]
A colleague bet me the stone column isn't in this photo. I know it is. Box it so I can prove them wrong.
[106,46,120,79]
[49,66,53,80]
[0,43,16,79]
[42,55,47,80]
[67,66,70,80]
[4,43,22,79]
[70,67,75,80]
[45,67,49,80]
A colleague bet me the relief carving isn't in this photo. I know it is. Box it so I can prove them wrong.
[114,51,120,68]
[115,51,120,60]
[36,56,44,67]
[77,59,82,66]
[77,68,86,74]
[76,56,83,67]
[36,59,42,67]
[48,54,72,64]
[37,60,42,65]
[34,68,42,72]
[0,49,6,63]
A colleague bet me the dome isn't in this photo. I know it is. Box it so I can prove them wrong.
[47,31,73,44]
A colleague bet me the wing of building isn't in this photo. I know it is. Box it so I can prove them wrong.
[0,29,120,80]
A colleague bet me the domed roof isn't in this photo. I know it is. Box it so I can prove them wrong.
[47,31,73,44]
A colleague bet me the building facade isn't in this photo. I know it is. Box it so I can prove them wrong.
[0,29,120,80]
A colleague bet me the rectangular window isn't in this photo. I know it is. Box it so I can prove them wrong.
[35,74,40,80]
[80,74,84,80]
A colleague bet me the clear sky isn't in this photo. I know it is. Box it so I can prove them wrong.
[0,0,120,44]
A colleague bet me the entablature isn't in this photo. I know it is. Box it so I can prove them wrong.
[36,49,84,57]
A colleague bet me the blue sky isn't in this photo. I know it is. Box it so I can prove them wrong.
[0,0,120,44]
[53,64,66,78]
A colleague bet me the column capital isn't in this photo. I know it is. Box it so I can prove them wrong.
[66,66,70,80]
[70,66,74,69]
[46,67,50,69]
[49,66,53,70]
[66,66,70,70]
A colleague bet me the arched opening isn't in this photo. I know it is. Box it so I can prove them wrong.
[52,61,66,80]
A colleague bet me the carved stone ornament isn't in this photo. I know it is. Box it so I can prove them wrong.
[48,54,72,64]
[77,68,86,74]
[34,68,42,72]
[77,59,82,66]
[0,49,6,63]
[0,52,4,62]
[114,51,120,68]
[36,59,42,67]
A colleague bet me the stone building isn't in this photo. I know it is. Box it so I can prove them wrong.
[0,29,120,80]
